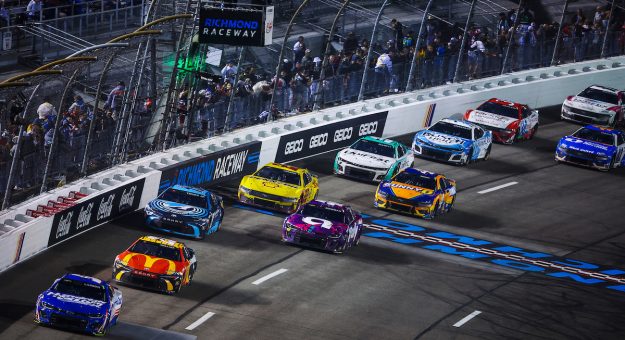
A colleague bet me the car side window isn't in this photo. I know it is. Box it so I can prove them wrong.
[396,145,404,158]
[474,128,484,139]
[346,208,354,223]
[618,134,625,145]
[183,248,191,260]
[303,172,311,186]
[521,107,531,118]
[442,178,451,190]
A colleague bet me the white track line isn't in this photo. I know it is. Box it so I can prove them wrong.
[453,310,482,327]
[185,312,215,331]
[252,268,288,285]
[477,181,518,194]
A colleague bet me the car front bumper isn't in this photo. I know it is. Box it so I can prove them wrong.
[282,226,345,252]
[412,143,467,164]
[555,149,611,170]
[35,305,107,335]
[113,267,182,294]
[374,194,435,219]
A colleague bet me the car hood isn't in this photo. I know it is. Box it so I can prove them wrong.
[339,148,395,168]
[466,110,518,129]
[117,252,184,274]
[380,181,435,200]
[41,290,106,315]
[567,96,614,113]
[559,136,616,155]
[243,176,300,197]
[415,131,469,150]
[148,199,209,219]
[285,214,347,236]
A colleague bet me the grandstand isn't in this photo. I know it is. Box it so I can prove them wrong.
[1,0,624,210]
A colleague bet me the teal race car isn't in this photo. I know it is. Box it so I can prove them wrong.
[334,136,414,182]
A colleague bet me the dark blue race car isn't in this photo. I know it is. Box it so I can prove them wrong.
[145,185,224,239]
[555,125,625,171]
[35,274,122,336]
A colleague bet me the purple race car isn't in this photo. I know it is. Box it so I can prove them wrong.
[281,200,364,254]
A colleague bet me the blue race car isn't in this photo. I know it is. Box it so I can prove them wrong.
[145,185,224,239]
[412,118,492,165]
[555,125,625,171]
[35,274,122,336]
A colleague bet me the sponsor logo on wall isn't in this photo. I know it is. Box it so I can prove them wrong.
[199,8,266,46]
[275,111,388,163]
[13,232,25,264]
[159,142,262,192]
[48,179,145,246]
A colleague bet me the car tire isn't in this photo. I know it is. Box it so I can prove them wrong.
[483,145,492,161]
[529,124,539,139]
[463,147,474,165]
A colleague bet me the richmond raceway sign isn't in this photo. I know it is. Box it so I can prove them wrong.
[48,179,145,246]
[159,142,262,193]
[275,111,388,163]
[199,8,265,46]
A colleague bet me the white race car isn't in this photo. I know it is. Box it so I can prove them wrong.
[334,136,414,182]
[561,85,624,127]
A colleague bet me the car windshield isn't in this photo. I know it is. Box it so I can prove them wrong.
[53,278,106,301]
[428,121,473,139]
[255,166,301,185]
[579,88,619,104]
[129,240,181,261]
[476,101,520,119]
[301,205,346,223]
[350,139,395,158]
[573,128,615,145]
[393,172,437,190]
[160,188,208,209]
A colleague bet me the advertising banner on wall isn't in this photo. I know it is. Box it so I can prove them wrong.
[199,8,265,46]
[275,111,389,163]
[159,142,262,193]
[48,179,145,246]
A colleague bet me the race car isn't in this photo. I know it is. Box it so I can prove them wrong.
[113,236,197,294]
[464,98,539,144]
[238,162,319,214]
[145,185,223,239]
[375,168,456,219]
[561,85,624,127]
[412,118,492,165]
[555,125,625,171]
[35,274,122,336]
[282,200,364,254]
[333,136,414,182]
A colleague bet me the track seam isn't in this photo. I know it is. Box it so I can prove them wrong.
[163,249,304,330]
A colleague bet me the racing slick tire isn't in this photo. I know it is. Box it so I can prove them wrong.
[447,196,456,212]
[333,235,348,254]
[483,145,492,161]
[529,124,538,140]
[462,147,474,165]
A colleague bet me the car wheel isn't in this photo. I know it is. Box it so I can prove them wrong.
[463,147,474,165]
[608,157,616,171]
[447,196,456,212]
[529,124,539,139]
[483,145,492,161]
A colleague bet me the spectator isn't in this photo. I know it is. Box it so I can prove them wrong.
[293,36,306,63]
[497,12,510,34]
[0,1,10,27]
[374,51,392,95]
[67,95,85,118]
[343,32,358,54]
[300,49,313,73]
[221,61,237,83]
[105,81,125,118]
[390,19,404,51]
[468,35,485,79]
[403,32,414,48]
[593,6,604,26]
[574,9,586,26]
[26,0,42,21]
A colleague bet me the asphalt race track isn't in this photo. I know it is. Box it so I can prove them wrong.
[1,106,625,340]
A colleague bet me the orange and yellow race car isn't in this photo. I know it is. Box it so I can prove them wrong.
[112,236,197,294]
[238,162,319,214]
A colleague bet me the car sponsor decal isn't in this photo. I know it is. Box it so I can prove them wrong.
[48,179,145,247]
[151,200,208,218]
[159,142,261,192]
[572,96,613,110]
[469,110,517,129]
[46,292,106,308]
[422,131,465,146]
[122,253,178,273]
[563,137,611,151]
[275,111,388,163]
[422,104,436,128]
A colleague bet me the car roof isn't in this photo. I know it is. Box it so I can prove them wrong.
[359,135,398,146]
[582,124,624,135]
[137,235,185,249]
[587,85,620,93]
[61,273,106,286]
[265,162,306,173]
[484,98,525,109]
[170,185,210,196]
[308,199,346,210]
[402,167,440,178]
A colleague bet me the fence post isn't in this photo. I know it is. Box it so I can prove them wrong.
[600,0,616,58]
[406,0,433,92]
[225,46,246,131]
[358,0,390,102]
[453,0,477,82]
[550,0,569,66]
[501,0,523,75]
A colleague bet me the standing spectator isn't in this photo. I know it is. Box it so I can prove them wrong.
[293,36,306,63]
[593,6,604,26]
[233,78,253,127]
[67,95,86,118]
[26,0,42,21]
[300,49,313,73]
[497,12,510,34]
[574,9,585,26]
[468,35,485,79]
[373,51,392,95]
[105,81,125,119]
[343,32,358,54]
[221,61,237,83]
[390,19,404,52]
[433,41,446,85]
[0,1,10,27]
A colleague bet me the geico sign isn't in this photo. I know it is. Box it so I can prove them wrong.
[309,133,328,149]
[359,121,378,136]
[284,139,304,155]
[333,127,353,142]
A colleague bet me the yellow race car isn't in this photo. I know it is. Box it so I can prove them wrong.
[238,162,319,214]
